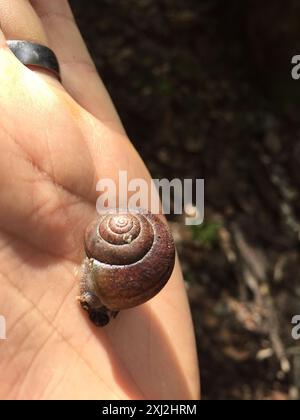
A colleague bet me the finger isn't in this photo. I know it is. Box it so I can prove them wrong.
[0,0,47,44]
[31,0,125,135]
[0,0,63,87]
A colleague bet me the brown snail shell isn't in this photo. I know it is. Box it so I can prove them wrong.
[79,209,175,326]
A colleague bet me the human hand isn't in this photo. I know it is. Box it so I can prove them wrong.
[0,0,199,400]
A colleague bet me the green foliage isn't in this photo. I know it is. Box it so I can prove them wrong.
[183,269,195,284]
[190,222,220,248]
[157,78,173,96]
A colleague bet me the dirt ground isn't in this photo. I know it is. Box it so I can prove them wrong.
[71,0,300,400]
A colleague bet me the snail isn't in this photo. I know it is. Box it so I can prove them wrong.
[78,209,176,326]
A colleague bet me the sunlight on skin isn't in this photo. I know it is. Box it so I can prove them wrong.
[0,0,200,400]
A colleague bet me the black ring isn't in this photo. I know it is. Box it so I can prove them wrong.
[7,40,61,81]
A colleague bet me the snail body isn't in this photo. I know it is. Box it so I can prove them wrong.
[79,209,175,326]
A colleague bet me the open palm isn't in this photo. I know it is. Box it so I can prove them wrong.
[0,0,199,400]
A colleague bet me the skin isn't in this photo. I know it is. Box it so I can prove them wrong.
[0,0,200,400]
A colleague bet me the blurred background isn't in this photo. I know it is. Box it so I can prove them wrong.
[71,0,300,400]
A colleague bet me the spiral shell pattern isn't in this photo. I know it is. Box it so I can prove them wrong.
[84,210,175,311]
